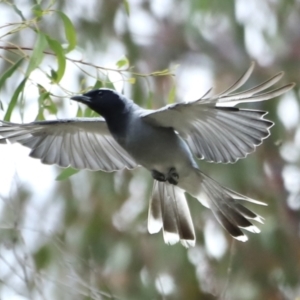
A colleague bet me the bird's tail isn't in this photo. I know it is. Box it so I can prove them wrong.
[181,168,265,242]
[147,180,195,247]
[148,169,265,247]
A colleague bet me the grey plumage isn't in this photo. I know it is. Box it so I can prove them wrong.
[0,119,137,171]
[0,63,295,246]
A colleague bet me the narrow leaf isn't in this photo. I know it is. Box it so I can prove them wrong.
[76,106,83,117]
[123,0,130,16]
[36,88,51,120]
[146,91,154,109]
[4,79,27,121]
[57,11,77,53]
[150,69,171,76]
[56,167,80,181]
[46,35,66,83]
[11,3,26,21]
[0,58,24,89]
[25,32,47,77]
[167,85,176,104]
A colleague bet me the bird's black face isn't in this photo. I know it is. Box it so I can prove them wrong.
[71,88,126,117]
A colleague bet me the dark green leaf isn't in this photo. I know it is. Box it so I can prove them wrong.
[56,11,77,53]
[34,245,51,270]
[49,69,58,81]
[0,58,24,89]
[25,32,47,77]
[46,35,66,83]
[56,167,80,181]
[4,79,27,121]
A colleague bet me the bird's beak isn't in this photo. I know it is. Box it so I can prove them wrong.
[70,95,91,104]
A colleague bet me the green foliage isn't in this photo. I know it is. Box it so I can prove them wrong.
[123,0,131,16]
[4,78,26,121]
[56,11,77,53]
[34,245,52,270]
[46,36,66,83]
[56,167,80,181]
[167,84,176,104]
[25,32,47,77]
[116,56,129,69]
[36,84,57,120]
[0,57,24,90]
[0,1,175,124]
[11,2,26,20]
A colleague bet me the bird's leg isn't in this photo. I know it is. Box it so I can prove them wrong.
[151,170,167,182]
[167,167,179,185]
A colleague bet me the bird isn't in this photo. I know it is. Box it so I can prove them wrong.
[0,63,295,247]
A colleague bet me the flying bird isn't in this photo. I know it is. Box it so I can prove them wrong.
[0,63,295,247]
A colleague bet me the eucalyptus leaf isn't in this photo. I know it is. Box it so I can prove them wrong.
[0,58,24,89]
[123,0,130,16]
[4,79,27,121]
[56,11,77,53]
[25,32,47,77]
[116,57,129,69]
[56,167,80,181]
[46,35,66,83]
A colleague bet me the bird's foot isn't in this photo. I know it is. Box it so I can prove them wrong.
[151,168,179,185]
[167,167,179,185]
[151,170,166,182]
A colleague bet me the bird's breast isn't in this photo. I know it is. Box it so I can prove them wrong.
[122,118,195,176]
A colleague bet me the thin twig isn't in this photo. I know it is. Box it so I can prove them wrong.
[0,45,175,77]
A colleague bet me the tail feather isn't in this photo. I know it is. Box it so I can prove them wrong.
[214,210,248,242]
[148,181,195,247]
[203,171,264,241]
[233,203,264,224]
[150,167,266,245]
[179,168,265,243]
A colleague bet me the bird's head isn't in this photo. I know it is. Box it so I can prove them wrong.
[71,88,127,118]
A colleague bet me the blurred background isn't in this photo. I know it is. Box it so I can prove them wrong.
[0,0,300,299]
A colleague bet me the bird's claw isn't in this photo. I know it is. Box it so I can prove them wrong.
[151,170,166,182]
[151,167,179,185]
[168,167,179,185]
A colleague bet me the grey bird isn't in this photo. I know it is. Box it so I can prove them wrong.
[0,63,295,247]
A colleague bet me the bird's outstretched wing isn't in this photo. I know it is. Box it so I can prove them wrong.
[0,118,137,171]
[148,180,195,247]
[142,63,295,163]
